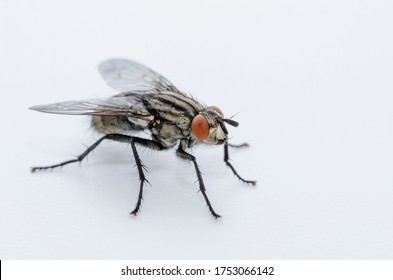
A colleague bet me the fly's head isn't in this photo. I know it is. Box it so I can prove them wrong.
[191,106,239,145]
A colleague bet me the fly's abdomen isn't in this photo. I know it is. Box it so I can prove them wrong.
[92,115,151,134]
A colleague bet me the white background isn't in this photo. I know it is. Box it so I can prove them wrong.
[1,0,392,259]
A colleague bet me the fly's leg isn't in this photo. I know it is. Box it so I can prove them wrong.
[176,146,221,219]
[32,133,165,216]
[90,134,165,216]
[31,135,109,172]
[224,142,257,185]
[127,137,148,215]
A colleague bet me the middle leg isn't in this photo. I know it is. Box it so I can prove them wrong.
[105,134,165,215]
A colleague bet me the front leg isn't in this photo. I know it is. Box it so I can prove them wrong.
[176,145,221,219]
[224,142,257,185]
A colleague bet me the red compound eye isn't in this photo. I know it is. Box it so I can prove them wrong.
[208,105,224,118]
[192,114,209,140]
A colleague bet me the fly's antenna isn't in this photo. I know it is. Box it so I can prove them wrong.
[223,112,240,127]
[223,118,239,127]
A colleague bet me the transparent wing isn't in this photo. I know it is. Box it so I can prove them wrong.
[98,58,178,92]
[29,94,150,116]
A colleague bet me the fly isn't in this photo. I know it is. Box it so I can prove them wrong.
[30,59,256,218]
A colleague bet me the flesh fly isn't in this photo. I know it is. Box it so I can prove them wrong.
[30,59,256,218]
